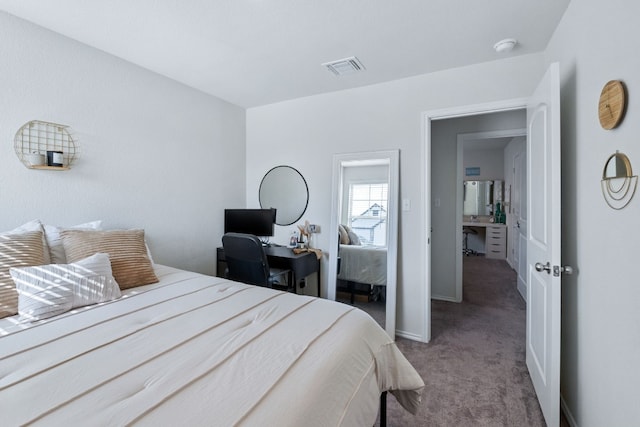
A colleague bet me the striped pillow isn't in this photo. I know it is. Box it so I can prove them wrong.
[11,252,122,322]
[61,229,158,289]
[0,231,46,318]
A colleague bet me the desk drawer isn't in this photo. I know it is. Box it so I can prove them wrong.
[486,226,506,237]
[485,226,506,259]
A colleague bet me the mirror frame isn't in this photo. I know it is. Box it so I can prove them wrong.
[327,150,399,339]
[259,165,309,226]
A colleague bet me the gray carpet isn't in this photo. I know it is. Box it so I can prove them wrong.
[381,256,547,426]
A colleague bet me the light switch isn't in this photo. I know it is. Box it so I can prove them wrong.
[402,198,411,211]
[434,198,441,208]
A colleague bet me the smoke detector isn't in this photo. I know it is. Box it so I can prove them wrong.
[322,56,366,76]
[493,38,517,53]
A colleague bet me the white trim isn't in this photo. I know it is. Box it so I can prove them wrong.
[420,112,431,343]
[431,294,459,303]
[561,394,578,427]
[327,150,399,340]
[421,97,528,343]
[395,329,424,342]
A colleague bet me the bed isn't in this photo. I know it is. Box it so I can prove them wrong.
[337,244,387,286]
[1,249,423,426]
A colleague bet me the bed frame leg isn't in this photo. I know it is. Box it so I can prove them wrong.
[380,391,387,427]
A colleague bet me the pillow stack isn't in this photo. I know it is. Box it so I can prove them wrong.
[0,220,158,321]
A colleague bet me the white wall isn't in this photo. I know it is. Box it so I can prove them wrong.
[463,147,505,181]
[247,55,545,337]
[0,12,246,275]
[545,0,640,425]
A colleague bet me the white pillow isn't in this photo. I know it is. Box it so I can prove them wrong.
[4,220,51,264]
[43,220,102,263]
[11,252,121,322]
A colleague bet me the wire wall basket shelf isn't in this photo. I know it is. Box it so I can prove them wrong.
[14,120,79,170]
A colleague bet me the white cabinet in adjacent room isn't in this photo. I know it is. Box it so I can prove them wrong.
[485,225,507,259]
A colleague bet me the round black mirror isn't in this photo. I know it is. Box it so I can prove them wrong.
[259,166,309,225]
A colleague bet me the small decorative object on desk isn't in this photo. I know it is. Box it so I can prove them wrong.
[292,247,323,260]
[297,220,312,248]
[289,231,299,247]
[494,202,506,224]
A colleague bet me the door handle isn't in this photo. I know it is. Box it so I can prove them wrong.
[536,262,574,276]
[553,265,574,276]
[535,262,551,274]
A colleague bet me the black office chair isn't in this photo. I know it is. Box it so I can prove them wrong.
[222,232,290,289]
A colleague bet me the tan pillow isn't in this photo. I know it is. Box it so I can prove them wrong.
[0,230,46,318]
[10,220,51,264]
[338,225,350,245]
[61,229,158,289]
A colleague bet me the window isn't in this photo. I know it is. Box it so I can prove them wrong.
[347,182,388,246]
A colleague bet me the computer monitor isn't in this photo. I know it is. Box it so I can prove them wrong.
[224,208,276,237]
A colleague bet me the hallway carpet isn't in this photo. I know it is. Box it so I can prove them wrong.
[383,257,547,426]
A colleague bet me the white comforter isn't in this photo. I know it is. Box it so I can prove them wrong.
[338,245,387,286]
[1,265,423,426]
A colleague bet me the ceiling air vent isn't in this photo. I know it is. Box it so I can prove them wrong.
[322,56,366,76]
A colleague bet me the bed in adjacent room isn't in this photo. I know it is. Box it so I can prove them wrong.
[0,221,424,426]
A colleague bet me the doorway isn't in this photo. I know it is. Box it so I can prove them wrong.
[422,64,563,427]
[421,97,528,343]
[455,128,527,302]
[429,109,527,306]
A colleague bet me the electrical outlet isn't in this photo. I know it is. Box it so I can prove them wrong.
[309,224,320,233]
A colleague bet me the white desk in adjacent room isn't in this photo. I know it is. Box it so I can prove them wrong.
[462,221,507,259]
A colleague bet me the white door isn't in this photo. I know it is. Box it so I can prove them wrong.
[513,149,527,299]
[526,62,563,427]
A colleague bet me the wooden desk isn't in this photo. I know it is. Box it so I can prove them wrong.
[216,246,321,297]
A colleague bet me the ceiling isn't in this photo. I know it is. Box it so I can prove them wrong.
[0,0,570,108]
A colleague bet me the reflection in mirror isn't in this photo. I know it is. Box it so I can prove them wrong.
[328,150,399,339]
[463,180,494,216]
[259,166,309,225]
[604,152,632,179]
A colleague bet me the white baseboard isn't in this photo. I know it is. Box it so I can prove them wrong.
[395,329,424,342]
[431,294,460,303]
[561,394,578,427]
[517,281,526,301]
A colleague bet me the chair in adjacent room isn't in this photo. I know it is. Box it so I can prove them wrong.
[222,232,291,289]
[462,227,477,256]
